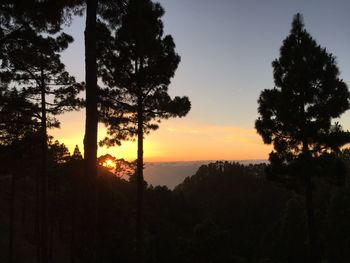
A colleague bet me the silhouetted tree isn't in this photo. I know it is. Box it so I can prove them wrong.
[72,145,83,160]
[114,158,136,179]
[0,88,39,263]
[0,0,82,51]
[98,153,116,168]
[46,139,71,259]
[71,1,126,260]
[174,161,288,262]
[0,25,82,263]
[49,139,71,165]
[0,2,84,260]
[97,0,191,258]
[255,13,350,263]
[81,1,99,261]
[98,154,136,179]
[325,185,350,262]
[83,0,98,209]
[0,87,38,146]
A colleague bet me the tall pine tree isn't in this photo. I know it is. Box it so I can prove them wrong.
[0,27,82,263]
[255,14,350,263]
[0,2,83,262]
[97,0,191,259]
[79,0,126,261]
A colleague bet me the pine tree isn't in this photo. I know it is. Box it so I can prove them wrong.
[0,87,39,145]
[0,26,82,263]
[81,1,99,262]
[0,2,83,262]
[97,0,191,259]
[255,13,350,263]
[72,1,125,261]
[0,0,82,50]
[72,145,83,160]
[0,87,39,263]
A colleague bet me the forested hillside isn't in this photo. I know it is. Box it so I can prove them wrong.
[2,157,350,262]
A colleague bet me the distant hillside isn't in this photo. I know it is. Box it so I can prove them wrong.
[144,160,267,189]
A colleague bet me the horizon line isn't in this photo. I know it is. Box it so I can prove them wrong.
[144,159,268,163]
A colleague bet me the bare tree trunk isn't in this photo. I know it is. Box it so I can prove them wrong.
[48,178,56,261]
[70,175,78,263]
[81,0,98,261]
[9,174,15,263]
[40,77,48,263]
[21,177,27,227]
[136,93,144,262]
[35,167,40,263]
[305,174,318,263]
[84,0,98,178]
[302,141,319,263]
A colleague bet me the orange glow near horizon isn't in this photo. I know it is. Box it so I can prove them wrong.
[50,113,272,162]
[102,159,115,169]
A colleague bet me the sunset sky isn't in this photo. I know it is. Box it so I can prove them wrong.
[51,0,350,162]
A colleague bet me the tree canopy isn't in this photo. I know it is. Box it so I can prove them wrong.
[98,0,191,145]
[255,13,350,164]
[255,13,350,263]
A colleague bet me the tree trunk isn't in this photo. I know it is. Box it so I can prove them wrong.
[84,1,98,175]
[302,141,319,263]
[305,174,318,263]
[21,177,27,227]
[48,178,57,261]
[82,0,98,261]
[136,93,144,262]
[40,78,48,263]
[35,166,40,263]
[70,174,78,263]
[9,173,15,263]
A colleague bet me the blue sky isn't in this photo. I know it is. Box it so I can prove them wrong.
[54,0,350,161]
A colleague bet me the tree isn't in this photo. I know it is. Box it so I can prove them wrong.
[98,153,116,169]
[97,0,191,259]
[72,144,83,160]
[0,25,82,263]
[97,154,135,179]
[255,13,350,263]
[83,0,128,178]
[0,87,39,146]
[71,1,125,260]
[0,88,40,263]
[0,0,82,51]
[114,158,136,179]
[48,139,71,165]
[0,2,83,262]
[80,1,99,262]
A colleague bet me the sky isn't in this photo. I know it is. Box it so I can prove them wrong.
[51,0,350,162]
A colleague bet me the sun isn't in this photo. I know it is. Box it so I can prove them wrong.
[102,159,115,169]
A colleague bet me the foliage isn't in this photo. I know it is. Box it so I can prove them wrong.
[0,29,83,126]
[0,86,39,145]
[255,13,350,165]
[97,0,191,145]
[1,154,350,263]
[95,1,191,257]
[71,144,83,160]
[255,13,350,263]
